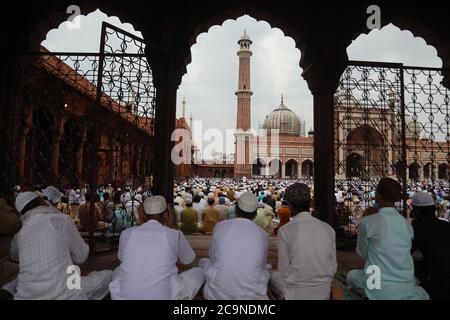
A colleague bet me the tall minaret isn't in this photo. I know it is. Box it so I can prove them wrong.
[234,31,253,178]
[181,96,186,119]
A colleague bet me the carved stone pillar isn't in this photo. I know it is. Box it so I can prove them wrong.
[76,126,87,184]
[18,105,33,179]
[51,116,66,182]
[302,46,347,227]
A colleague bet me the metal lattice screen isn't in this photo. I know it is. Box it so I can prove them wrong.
[1,22,157,252]
[335,61,450,233]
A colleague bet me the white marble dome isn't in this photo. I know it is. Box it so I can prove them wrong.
[263,96,301,136]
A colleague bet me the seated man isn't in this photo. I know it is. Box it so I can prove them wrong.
[201,198,220,234]
[78,192,106,231]
[180,194,198,234]
[411,191,450,300]
[0,195,21,298]
[8,192,112,300]
[346,178,429,300]
[214,197,229,221]
[200,192,270,300]
[270,183,337,300]
[276,200,291,230]
[253,203,275,233]
[109,196,205,300]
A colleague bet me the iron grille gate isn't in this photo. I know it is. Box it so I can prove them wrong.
[2,22,157,253]
[335,61,450,235]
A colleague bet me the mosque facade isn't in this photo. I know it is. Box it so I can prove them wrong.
[174,32,449,181]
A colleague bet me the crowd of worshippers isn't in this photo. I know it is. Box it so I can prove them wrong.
[0,177,449,300]
[1,184,155,236]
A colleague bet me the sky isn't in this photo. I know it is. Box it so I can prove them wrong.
[42,10,443,157]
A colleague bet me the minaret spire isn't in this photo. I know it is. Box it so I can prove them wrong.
[182,96,186,119]
[234,30,253,178]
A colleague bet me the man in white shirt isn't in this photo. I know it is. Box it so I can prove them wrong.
[214,197,229,221]
[173,200,184,224]
[198,192,208,209]
[174,193,185,209]
[109,195,205,300]
[8,192,113,300]
[270,183,337,300]
[192,194,204,223]
[199,192,270,300]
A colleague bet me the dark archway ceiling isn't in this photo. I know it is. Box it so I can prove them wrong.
[3,0,450,87]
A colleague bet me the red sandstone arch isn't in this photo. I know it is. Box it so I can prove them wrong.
[301,159,314,178]
[346,125,385,177]
[285,159,298,178]
[252,158,266,176]
[20,3,450,89]
[408,162,421,181]
[185,9,306,71]
[438,163,449,180]
[346,10,450,73]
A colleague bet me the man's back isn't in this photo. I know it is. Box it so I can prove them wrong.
[214,204,228,221]
[193,202,203,222]
[412,217,450,298]
[202,206,220,233]
[110,220,195,299]
[203,218,270,300]
[277,206,291,228]
[277,212,337,299]
[359,208,416,284]
[180,207,198,234]
[15,206,89,299]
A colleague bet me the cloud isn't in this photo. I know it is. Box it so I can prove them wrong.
[41,9,142,52]
[347,24,442,68]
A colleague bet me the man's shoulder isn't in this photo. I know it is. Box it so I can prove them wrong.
[282,214,335,234]
[122,225,138,235]
[360,211,383,225]
[215,218,233,228]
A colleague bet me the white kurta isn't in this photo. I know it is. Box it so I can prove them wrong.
[193,202,204,222]
[201,218,270,300]
[271,212,337,300]
[12,206,112,300]
[109,220,204,300]
[199,198,208,209]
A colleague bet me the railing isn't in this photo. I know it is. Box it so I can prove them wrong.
[1,22,157,253]
[334,61,450,238]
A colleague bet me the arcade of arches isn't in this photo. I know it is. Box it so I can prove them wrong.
[2,1,450,225]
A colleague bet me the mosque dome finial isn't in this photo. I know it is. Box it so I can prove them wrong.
[263,96,302,136]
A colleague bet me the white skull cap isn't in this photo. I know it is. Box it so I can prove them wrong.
[143,195,167,215]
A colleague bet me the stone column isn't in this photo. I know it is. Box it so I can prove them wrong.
[302,47,347,227]
[281,163,286,179]
[76,127,87,183]
[136,144,142,178]
[338,113,345,176]
[51,116,66,182]
[18,105,33,179]
[151,49,177,203]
